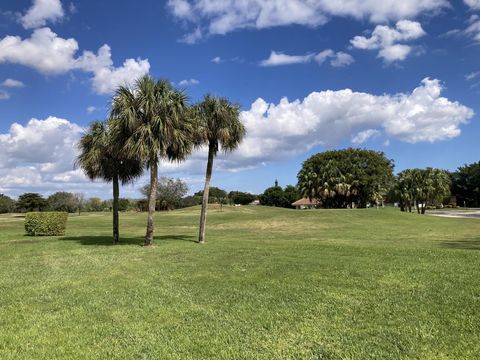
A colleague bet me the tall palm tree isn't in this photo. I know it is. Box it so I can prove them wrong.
[194,95,246,244]
[76,120,143,243]
[110,76,193,246]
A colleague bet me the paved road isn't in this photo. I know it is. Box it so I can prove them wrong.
[428,210,480,219]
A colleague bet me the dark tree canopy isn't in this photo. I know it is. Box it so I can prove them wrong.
[140,177,188,211]
[297,148,394,208]
[228,191,256,205]
[0,194,16,213]
[393,168,451,214]
[17,193,48,212]
[260,184,287,208]
[451,161,480,207]
[195,187,228,203]
[47,192,79,213]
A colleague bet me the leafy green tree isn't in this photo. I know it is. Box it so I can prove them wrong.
[259,183,289,208]
[195,187,228,204]
[451,161,480,207]
[394,168,450,214]
[0,194,16,213]
[140,177,188,211]
[111,76,193,246]
[16,193,47,212]
[47,192,78,213]
[118,198,132,212]
[228,191,256,205]
[77,120,143,243]
[298,149,394,208]
[193,95,246,244]
[284,185,300,208]
[84,197,103,212]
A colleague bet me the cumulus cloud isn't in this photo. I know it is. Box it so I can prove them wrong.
[178,78,200,86]
[465,15,480,42]
[350,20,426,62]
[0,90,10,100]
[465,0,480,10]
[351,129,381,144]
[2,79,25,88]
[0,79,473,196]
[167,0,446,41]
[211,56,222,63]
[228,78,473,169]
[21,0,64,29]
[0,28,150,94]
[86,106,96,114]
[260,49,354,67]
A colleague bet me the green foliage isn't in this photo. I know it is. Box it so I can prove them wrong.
[451,161,480,207]
[140,177,189,211]
[228,191,256,205]
[195,187,228,203]
[0,194,16,213]
[298,148,394,208]
[47,192,78,213]
[83,197,104,212]
[118,198,132,212]
[24,212,68,236]
[16,193,48,212]
[394,168,451,214]
[260,184,289,208]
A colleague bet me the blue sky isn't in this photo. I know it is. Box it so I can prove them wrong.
[0,0,479,199]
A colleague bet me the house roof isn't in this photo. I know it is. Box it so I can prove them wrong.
[292,198,320,206]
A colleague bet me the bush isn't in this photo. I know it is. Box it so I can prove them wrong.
[24,212,68,236]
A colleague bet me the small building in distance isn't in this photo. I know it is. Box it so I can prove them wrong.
[292,198,320,209]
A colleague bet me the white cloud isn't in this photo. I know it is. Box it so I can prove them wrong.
[0,79,473,196]
[466,71,480,81]
[86,106,96,114]
[260,49,354,67]
[351,129,381,144]
[167,0,446,40]
[211,56,222,63]
[465,15,480,42]
[2,79,25,88]
[180,28,202,44]
[0,117,116,198]
[351,20,426,62]
[329,52,355,67]
[178,78,200,86]
[465,0,480,10]
[21,0,64,29]
[0,90,10,100]
[260,51,314,66]
[228,78,473,169]
[0,28,150,94]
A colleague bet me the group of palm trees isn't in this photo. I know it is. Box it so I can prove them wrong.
[77,75,246,245]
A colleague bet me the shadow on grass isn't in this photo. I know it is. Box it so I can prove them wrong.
[60,234,196,246]
[439,239,480,251]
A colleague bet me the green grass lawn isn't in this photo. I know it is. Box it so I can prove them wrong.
[0,206,479,359]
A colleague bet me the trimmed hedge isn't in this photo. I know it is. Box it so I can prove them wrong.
[25,212,68,236]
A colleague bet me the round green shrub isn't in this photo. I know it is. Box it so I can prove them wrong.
[24,212,68,236]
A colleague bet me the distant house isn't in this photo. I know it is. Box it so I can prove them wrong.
[292,198,320,209]
[249,199,260,206]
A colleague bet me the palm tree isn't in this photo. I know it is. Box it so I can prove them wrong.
[194,95,246,244]
[110,76,193,246]
[76,120,143,243]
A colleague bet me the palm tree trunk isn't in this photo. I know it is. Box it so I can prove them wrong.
[112,173,120,244]
[145,159,158,246]
[198,145,215,244]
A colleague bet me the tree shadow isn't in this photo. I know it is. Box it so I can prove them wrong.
[60,234,196,246]
[439,239,480,251]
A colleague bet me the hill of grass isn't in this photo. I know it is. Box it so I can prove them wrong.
[0,206,479,359]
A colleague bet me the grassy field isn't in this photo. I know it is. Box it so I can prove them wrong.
[0,206,479,359]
